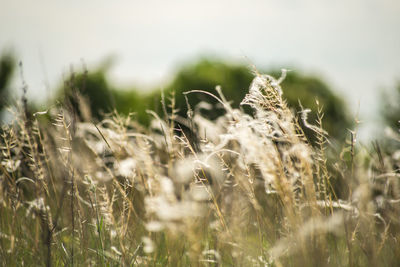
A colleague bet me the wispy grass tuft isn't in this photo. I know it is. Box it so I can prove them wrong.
[1,70,399,266]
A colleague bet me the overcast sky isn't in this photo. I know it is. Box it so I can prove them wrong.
[1,0,400,139]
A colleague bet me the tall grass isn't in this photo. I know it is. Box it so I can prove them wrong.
[1,71,399,266]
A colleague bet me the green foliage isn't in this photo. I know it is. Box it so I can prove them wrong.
[112,89,153,125]
[164,58,352,142]
[55,57,352,143]
[379,81,400,154]
[0,51,16,119]
[59,69,115,121]
[381,81,400,131]
[163,58,254,120]
[57,65,153,124]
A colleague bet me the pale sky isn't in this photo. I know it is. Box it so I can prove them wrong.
[1,0,400,140]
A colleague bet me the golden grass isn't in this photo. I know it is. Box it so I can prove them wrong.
[1,71,399,266]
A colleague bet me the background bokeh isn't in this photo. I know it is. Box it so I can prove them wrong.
[1,0,400,140]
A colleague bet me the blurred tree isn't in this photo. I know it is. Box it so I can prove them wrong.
[163,58,254,120]
[381,81,400,131]
[0,51,16,120]
[380,81,400,153]
[55,57,353,143]
[57,63,149,123]
[59,66,115,121]
[112,89,152,124]
[164,58,352,142]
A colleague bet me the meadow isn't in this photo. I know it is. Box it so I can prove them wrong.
[1,71,399,266]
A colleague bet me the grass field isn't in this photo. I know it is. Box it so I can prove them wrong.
[1,72,399,266]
